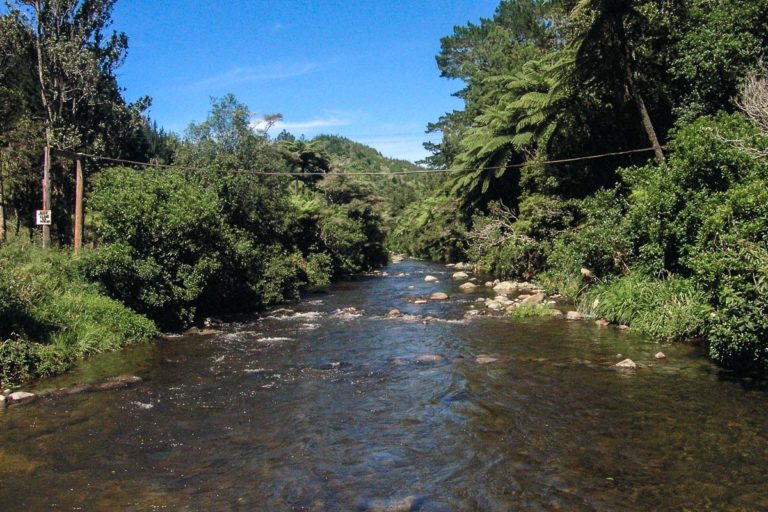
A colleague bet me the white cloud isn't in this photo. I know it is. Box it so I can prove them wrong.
[186,62,319,91]
[252,115,353,133]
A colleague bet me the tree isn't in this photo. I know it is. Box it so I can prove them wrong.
[570,0,665,162]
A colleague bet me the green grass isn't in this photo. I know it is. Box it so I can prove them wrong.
[579,273,711,341]
[509,303,553,319]
[0,239,157,386]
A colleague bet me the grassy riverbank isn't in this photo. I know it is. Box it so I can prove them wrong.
[0,240,157,385]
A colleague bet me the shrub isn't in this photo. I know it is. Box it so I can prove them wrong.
[305,252,334,289]
[85,167,235,328]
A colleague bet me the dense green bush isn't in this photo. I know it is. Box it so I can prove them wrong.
[84,167,236,328]
[539,190,631,298]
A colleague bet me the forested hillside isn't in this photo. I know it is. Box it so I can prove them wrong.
[391,0,768,371]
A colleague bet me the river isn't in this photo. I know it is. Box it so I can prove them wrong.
[1,259,767,511]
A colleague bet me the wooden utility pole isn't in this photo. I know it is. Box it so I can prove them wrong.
[74,156,84,253]
[42,144,51,248]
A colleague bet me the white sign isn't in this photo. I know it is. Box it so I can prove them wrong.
[36,210,52,226]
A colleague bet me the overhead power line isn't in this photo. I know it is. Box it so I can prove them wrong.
[50,146,663,177]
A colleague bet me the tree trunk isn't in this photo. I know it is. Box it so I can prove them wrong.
[625,64,665,163]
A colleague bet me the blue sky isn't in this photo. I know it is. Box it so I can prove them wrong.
[110,0,499,162]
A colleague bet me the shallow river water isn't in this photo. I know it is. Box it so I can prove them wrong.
[2,259,768,511]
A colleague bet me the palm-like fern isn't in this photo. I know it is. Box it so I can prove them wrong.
[448,50,573,201]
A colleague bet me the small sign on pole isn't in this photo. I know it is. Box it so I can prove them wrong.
[36,210,52,226]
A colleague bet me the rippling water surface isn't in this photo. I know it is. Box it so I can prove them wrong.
[2,259,768,511]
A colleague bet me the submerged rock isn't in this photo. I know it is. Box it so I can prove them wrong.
[475,355,499,365]
[595,319,610,328]
[452,271,469,280]
[95,375,143,391]
[8,391,36,405]
[614,358,637,369]
[424,275,438,283]
[416,354,444,363]
[360,495,421,512]
[430,292,449,301]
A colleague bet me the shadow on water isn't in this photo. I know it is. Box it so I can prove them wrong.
[1,259,767,511]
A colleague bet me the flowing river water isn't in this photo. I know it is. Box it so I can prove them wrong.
[2,259,768,511]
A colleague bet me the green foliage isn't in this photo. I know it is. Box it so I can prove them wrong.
[539,189,631,297]
[0,239,156,386]
[317,176,388,276]
[84,167,233,328]
[581,274,711,341]
[509,303,552,319]
[305,252,334,289]
[389,193,468,262]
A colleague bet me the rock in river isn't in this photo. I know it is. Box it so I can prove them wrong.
[595,319,610,328]
[459,282,479,291]
[8,391,36,405]
[387,309,402,317]
[452,271,469,280]
[493,281,519,293]
[430,292,449,301]
[475,355,499,365]
[614,358,637,369]
[655,352,667,360]
[522,292,546,304]
[566,311,583,320]
[416,354,444,363]
[424,275,438,283]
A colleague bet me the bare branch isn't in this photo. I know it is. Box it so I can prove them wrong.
[737,66,768,135]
